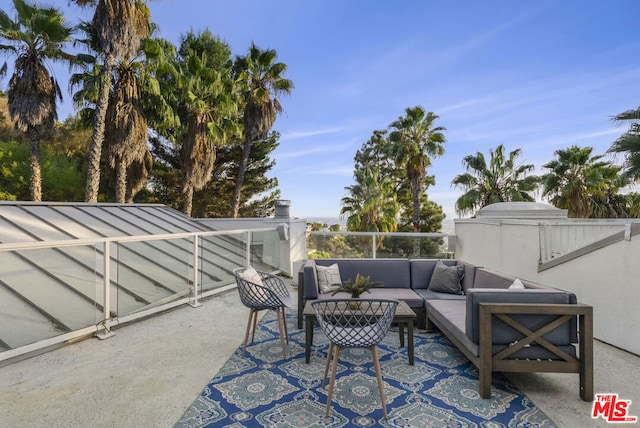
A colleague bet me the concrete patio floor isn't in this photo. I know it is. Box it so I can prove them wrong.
[1,284,638,428]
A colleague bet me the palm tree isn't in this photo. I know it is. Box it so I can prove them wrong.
[104,58,150,203]
[452,144,539,216]
[0,0,73,201]
[176,49,236,216]
[541,145,618,218]
[71,16,159,203]
[388,106,445,255]
[73,0,150,203]
[231,43,292,218]
[609,107,640,182]
[340,166,399,233]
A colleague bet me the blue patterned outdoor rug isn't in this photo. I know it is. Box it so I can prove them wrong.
[175,312,556,427]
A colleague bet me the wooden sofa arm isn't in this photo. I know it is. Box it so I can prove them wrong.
[478,302,593,401]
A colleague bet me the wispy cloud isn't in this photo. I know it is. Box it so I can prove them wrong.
[277,139,356,160]
[283,164,353,176]
[280,126,345,141]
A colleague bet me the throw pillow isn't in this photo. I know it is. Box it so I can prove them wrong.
[317,263,342,294]
[239,267,263,286]
[509,278,525,289]
[427,260,465,295]
[238,267,269,303]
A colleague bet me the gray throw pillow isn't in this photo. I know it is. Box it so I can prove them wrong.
[427,260,465,295]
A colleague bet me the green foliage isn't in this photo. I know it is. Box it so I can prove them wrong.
[609,107,640,183]
[0,139,84,201]
[307,233,365,259]
[452,144,539,217]
[191,131,281,217]
[331,273,382,298]
[307,250,330,259]
[541,145,622,218]
[381,197,446,257]
[0,139,29,200]
[341,107,446,251]
[41,151,85,201]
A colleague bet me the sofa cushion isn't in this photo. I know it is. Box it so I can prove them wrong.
[426,299,478,356]
[427,260,464,295]
[410,259,455,289]
[509,278,525,289]
[316,263,342,294]
[302,259,320,299]
[238,266,263,285]
[473,267,558,290]
[465,288,578,345]
[315,258,411,289]
[415,289,467,301]
[473,268,515,289]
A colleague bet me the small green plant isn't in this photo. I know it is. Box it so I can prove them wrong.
[331,273,383,298]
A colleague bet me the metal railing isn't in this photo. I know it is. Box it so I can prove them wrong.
[307,231,455,259]
[538,220,635,264]
[0,227,282,363]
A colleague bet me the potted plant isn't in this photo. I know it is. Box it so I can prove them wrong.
[332,274,383,308]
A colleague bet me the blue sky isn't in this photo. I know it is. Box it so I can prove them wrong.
[4,0,640,221]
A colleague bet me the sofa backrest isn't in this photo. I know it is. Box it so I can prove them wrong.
[473,267,550,290]
[313,258,412,289]
[303,259,320,299]
[465,288,578,345]
[410,259,477,293]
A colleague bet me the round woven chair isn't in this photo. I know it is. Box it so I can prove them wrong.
[312,298,399,419]
[233,267,291,359]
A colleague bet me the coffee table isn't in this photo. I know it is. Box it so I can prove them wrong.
[303,299,416,365]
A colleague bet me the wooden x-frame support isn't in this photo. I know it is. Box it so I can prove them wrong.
[478,302,593,401]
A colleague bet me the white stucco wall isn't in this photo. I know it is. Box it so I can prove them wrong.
[455,219,640,355]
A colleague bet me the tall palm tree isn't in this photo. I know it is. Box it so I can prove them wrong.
[0,0,73,201]
[609,107,640,182]
[71,17,158,203]
[541,145,618,218]
[104,58,150,203]
[452,144,539,216]
[176,49,236,216]
[73,0,150,202]
[388,106,445,255]
[231,43,292,218]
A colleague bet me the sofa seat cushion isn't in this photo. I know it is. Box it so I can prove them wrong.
[320,288,423,308]
[415,289,467,301]
[426,300,478,356]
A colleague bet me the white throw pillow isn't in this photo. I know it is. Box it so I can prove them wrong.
[239,267,263,286]
[317,264,342,294]
[509,278,525,289]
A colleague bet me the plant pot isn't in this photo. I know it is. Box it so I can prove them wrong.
[348,301,361,310]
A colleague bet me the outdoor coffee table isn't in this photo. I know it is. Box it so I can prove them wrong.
[303,299,416,365]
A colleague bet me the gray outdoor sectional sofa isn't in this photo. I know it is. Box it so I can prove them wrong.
[298,258,593,401]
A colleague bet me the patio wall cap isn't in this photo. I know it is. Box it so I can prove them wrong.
[475,202,568,219]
